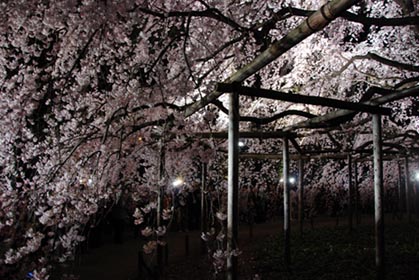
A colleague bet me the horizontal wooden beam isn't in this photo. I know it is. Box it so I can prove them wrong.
[239,153,348,160]
[239,152,415,161]
[195,130,296,139]
[286,85,419,130]
[216,83,392,115]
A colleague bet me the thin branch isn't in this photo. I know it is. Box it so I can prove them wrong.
[147,33,184,74]
[333,52,419,77]
[395,76,419,89]
[48,133,97,182]
[195,34,245,62]
[241,110,316,125]
[342,11,419,26]
[138,7,245,31]
[284,6,419,27]
[183,15,198,87]
[131,102,184,113]
[367,53,419,72]
[196,54,235,87]
[124,115,174,140]
[64,27,101,85]
[102,105,128,143]
[326,131,343,149]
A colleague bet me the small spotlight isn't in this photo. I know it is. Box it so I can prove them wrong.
[238,141,245,147]
[172,177,184,187]
[289,177,296,184]
[415,172,419,181]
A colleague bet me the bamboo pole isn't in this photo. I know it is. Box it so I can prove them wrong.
[227,91,239,280]
[184,0,360,117]
[283,137,291,267]
[372,114,385,280]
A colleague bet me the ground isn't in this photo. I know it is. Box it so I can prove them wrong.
[53,215,418,280]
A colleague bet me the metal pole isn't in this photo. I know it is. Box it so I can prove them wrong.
[354,161,360,224]
[397,160,404,219]
[157,143,165,275]
[372,114,385,280]
[298,157,304,236]
[348,154,353,231]
[201,162,207,254]
[283,137,291,267]
[227,91,239,280]
[405,157,411,222]
[416,181,419,219]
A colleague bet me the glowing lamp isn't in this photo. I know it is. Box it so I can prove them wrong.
[172,177,184,187]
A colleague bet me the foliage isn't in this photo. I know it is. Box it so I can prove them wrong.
[0,0,418,278]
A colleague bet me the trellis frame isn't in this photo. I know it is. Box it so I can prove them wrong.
[198,82,419,279]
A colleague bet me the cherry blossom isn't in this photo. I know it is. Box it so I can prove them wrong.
[141,227,154,238]
[0,0,418,278]
[143,241,158,255]
[155,226,167,237]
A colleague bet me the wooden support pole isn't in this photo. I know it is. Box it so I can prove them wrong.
[348,154,353,232]
[200,162,207,254]
[372,114,385,280]
[298,157,304,236]
[227,91,239,280]
[283,137,291,267]
[405,157,412,222]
